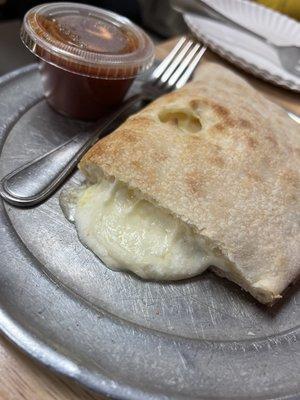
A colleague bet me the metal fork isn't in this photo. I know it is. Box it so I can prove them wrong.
[0,37,206,207]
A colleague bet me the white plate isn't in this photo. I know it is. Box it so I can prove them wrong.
[184,0,300,92]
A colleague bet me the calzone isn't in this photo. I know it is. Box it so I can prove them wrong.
[66,63,300,304]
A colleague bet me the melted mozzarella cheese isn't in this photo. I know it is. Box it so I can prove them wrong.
[64,176,219,280]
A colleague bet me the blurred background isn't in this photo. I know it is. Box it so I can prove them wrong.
[0,0,299,75]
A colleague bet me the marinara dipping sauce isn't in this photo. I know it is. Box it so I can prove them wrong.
[21,2,154,120]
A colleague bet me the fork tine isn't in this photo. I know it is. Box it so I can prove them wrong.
[175,45,207,89]
[159,40,194,84]
[167,42,201,87]
[151,37,188,80]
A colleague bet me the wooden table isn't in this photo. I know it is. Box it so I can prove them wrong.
[1,39,299,400]
[0,335,103,400]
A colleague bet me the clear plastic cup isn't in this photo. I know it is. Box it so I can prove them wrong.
[21,2,155,120]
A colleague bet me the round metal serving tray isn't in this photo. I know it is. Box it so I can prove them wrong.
[0,64,299,400]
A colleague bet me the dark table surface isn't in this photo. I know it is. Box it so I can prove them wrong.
[0,20,35,75]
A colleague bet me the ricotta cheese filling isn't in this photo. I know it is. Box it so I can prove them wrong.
[61,176,225,280]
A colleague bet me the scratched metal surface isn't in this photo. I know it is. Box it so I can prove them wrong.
[0,64,299,400]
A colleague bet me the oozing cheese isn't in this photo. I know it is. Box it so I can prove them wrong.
[67,177,219,280]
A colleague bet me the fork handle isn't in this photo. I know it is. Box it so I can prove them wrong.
[173,0,267,44]
[0,93,144,207]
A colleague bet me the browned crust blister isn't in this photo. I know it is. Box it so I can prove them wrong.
[79,63,300,304]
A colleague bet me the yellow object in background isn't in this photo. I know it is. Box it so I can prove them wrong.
[256,0,300,20]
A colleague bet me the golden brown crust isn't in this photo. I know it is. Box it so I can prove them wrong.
[80,63,300,304]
